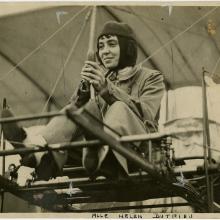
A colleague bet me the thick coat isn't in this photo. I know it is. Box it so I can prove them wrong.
[100,65,165,122]
[71,64,165,173]
[73,64,165,124]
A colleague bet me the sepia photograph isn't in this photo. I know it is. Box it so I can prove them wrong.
[0,1,220,216]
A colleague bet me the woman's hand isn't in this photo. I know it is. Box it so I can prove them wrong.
[80,61,107,92]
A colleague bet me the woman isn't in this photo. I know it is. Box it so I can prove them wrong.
[2,21,165,180]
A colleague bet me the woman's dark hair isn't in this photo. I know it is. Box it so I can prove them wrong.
[96,21,138,70]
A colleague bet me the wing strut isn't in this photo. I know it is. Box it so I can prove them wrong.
[202,67,214,212]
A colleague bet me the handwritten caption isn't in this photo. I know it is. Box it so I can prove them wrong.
[91,213,193,219]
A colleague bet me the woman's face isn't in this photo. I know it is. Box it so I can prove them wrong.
[98,35,120,69]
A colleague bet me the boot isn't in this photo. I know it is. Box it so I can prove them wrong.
[1,108,65,180]
[1,108,42,168]
[83,146,99,175]
[1,108,27,149]
[99,150,129,180]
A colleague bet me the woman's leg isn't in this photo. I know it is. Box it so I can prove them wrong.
[1,102,81,180]
[101,101,147,174]
[40,103,80,144]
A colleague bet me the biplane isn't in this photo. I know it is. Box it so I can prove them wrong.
[0,3,220,213]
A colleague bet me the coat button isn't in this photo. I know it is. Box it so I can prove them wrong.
[127,87,131,94]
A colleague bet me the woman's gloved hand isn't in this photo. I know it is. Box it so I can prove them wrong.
[81,61,107,93]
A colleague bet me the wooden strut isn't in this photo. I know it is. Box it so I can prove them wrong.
[0,98,7,212]
[202,67,214,212]
[87,6,97,99]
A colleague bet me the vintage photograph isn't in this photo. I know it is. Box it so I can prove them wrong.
[0,2,220,215]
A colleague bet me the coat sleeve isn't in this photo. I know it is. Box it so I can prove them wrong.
[100,71,165,121]
[70,80,90,107]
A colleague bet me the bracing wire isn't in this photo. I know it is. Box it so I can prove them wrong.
[138,7,218,67]
[211,56,220,77]
[39,8,92,116]
[0,6,89,82]
[119,6,211,38]
[131,6,193,84]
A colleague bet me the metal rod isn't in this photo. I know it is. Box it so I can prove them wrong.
[16,174,173,191]
[88,6,96,58]
[63,166,85,173]
[88,6,97,100]
[203,69,214,210]
[0,119,165,157]
[0,140,102,156]
[0,126,213,157]
[2,168,216,194]
[0,111,64,124]
[202,69,212,160]
[120,128,202,142]
[202,67,213,212]
[11,172,172,188]
[25,173,154,190]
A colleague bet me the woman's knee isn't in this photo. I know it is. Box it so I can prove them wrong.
[104,101,130,132]
[106,101,129,117]
[110,101,128,110]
